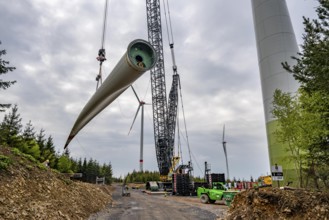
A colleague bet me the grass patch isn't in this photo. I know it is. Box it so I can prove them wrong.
[11,147,22,156]
[23,154,38,163]
[11,148,38,163]
[0,154,11,170]
[37,163,48,171]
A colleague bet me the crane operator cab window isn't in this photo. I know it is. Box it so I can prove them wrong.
[213,182,226,190]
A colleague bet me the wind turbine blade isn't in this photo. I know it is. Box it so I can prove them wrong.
[64,39,157,149]
[222,124,225,142]
[128,105,141,135]
[222,124,228,156]
[131,85,141,103]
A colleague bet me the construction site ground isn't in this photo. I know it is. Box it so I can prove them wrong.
[1,145,329,219]
[89,184,228,220]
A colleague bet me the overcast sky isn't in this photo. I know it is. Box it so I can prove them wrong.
[0,0,319,179]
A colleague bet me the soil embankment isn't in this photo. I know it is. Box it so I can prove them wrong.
[227,187,329,219]
[0,145,113,220]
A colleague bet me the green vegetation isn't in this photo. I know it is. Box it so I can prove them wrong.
[0,41,16,112]
[272,0,329,190]
[75,157,113,184]
[11,147,22,156]
[22,153,38,163]
[37,163,48,171]
[124,170,160,183]
[0,104,113,185]
[57,150,73,173]
[0,154,11,170]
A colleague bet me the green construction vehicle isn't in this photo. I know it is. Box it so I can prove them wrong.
[197,182,227,204]
[197,182,239,206]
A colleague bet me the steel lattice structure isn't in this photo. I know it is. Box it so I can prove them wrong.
[146,0,178,176]
[167,73,179,166]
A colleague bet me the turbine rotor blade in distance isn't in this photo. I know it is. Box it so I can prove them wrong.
[131,85,141,103]
[128,105,141,135]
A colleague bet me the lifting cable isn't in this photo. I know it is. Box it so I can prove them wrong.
[178,129,203,176]
[178,81,193,166]
[162,0,177,74]
[163,0,174,45]
[96,0,109,90]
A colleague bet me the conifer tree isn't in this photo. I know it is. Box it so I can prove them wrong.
[0,41,16,112]
[22,120,36,141]
[43,135,56,167]
[102,162,113,184]
[0,104,22,147]
[20,120,40,159]
[36,129,46,152]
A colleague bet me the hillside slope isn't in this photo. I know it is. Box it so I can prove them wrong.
[0,145,113,220]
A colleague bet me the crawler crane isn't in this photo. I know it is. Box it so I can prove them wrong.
[146,0,192,180]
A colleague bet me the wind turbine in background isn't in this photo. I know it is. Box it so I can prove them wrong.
[222,124,230,180]
[128,85,150,172]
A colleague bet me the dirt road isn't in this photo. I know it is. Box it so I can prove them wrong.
[88,184,228,220]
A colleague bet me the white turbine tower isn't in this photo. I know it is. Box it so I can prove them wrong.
[128,86,150,172]
[251,0,300,181]
[222,124,229,180]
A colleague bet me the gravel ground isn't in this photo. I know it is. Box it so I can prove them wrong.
[89,185,228,220]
